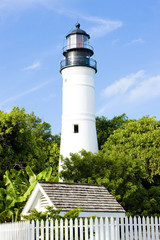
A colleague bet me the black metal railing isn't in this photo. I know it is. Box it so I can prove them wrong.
[62,44,94,53]
[60,58,97,72]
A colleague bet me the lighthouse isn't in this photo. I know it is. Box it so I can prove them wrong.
[59,23,98,171]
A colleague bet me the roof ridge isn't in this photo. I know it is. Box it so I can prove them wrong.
[38,181,105,187]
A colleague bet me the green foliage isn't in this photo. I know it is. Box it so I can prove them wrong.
[52,134,61,147]
[96,114,128,149]
[61,116,160,216]
[60,150,107,185]
[63,207,82,220]
[0,107,60,223]
[0,166,54,223]
[101,116,160,216]
[22,206,82,221]
[0,107,60,184]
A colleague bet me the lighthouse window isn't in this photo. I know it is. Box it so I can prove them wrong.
[84,36,88,48]
[73,124,79,133]
[67,36,71,49]
[77,35,83,48]
[70,35,76,48]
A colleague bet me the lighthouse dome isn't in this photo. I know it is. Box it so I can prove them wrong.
[66,23,90,39]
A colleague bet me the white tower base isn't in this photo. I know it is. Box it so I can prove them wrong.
[59,66,98,172]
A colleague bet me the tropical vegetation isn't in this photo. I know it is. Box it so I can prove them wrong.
[61,116,160,216]
[0,107,160,222]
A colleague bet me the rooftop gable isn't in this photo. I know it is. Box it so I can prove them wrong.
[38,182,125,213]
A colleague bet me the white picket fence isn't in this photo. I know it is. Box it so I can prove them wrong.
[0,216,160,240]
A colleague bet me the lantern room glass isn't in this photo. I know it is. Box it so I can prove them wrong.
[67,34,89,49]
[77,35,83,47]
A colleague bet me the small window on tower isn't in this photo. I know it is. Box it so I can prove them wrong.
[73,124,79,133]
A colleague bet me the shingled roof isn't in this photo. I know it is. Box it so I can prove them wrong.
[38,182,125,213]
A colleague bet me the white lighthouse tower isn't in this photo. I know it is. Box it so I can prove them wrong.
[59,23,98,171]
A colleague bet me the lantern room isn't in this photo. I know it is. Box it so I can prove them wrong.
[65,23,92,54]
[60,23,97,72]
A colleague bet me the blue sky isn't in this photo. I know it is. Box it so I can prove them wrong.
[0,0,160,134]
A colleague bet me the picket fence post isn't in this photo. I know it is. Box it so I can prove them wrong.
[90,217,94,240]
[142,216,146,240]
[79,217,83,240]
[155,217,159,240]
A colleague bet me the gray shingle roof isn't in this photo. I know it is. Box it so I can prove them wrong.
[39,182,125,213]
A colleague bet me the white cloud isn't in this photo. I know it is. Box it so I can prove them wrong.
[79,15,122,38]
[129,75,160,101]
[90,20,122,38]
[102,70,145,98]
[49,8,123,38]
[127,38,144,46]
[23,61,40,71]
[0,79,54,107]
[98,71,160,115]
[0,0,122,38]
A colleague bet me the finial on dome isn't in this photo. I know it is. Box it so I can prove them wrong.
[76,23,80,29]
